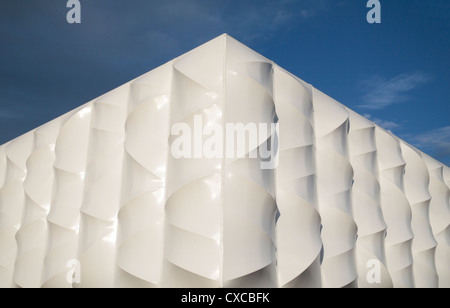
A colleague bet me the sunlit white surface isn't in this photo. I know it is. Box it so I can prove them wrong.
[0,34,448,288]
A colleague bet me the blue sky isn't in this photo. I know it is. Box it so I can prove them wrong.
[0,0,449,165]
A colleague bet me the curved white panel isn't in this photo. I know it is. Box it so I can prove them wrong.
[162,35,225,288]
[77,85,128,288]
[14,120,61,288]
[0,132,34,287]
[376,128,414,288]
[223,36,276,287]
[444,166,450,189]
[43,105,92,288]
[116,64,172,287]
[313,89,357,288]
[401,143,438,288]
[423,154,450,288]
[273,66,321,288]
[348,110,391,288]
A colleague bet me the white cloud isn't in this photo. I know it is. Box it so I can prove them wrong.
[363,114,400,131]
[407,126,450,165]
[357,72,431,110]
[373,119,400,131]
[274,10,295,25]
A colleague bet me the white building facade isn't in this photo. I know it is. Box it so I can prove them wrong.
[0,34,449,288]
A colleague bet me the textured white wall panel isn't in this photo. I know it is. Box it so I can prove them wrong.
[0,34,448,288]
[116,64,172,287]
[43,106,91,288]
[401,143,438,288]
[376,128,415,288]
[313,89,357,288]
[0,132,34,287]
[423,155,450,288]
[348,110,391,288]
[222,36,277,288]
[274,67,321,288]
[14,120,60,288]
